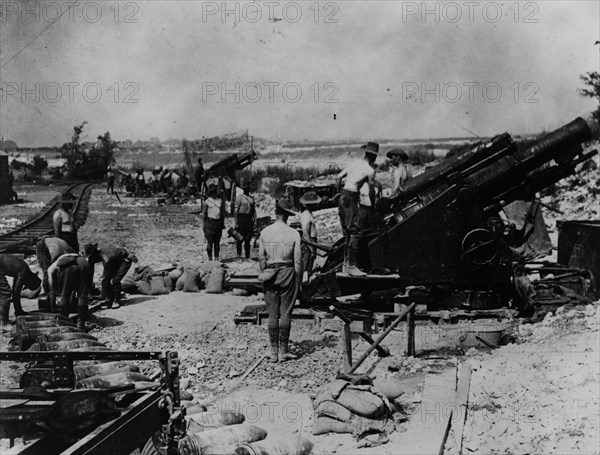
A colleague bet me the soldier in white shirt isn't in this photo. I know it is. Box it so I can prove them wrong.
[203,184,225,261]
[335,142,378,276]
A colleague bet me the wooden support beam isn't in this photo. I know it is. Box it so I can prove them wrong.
[407,306,416,357]
[341,322,352,372]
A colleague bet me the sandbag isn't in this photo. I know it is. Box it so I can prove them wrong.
[235,435,314,455]
[168,266,185,282]
[205,267,226,294]
[178,424,267,455]
[74,362,140,381]
[372,377,405,401]
[28,339,105,351]
[136,280,152,295]
[76,372,153,389]
[198,261,223,274]
[314,380,388,419]
[132,265,156,281]
[164,275,174,291]
[150,276,170,295]
[176,270,201,292]
[187,409,245,432]
[121,276,139,294]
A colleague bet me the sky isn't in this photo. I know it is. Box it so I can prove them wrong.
[1,0,599,147]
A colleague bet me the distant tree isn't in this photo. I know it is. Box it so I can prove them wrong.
[0,139,18,150]
[31,155,48,176]
[10,159,27,170]
[61,123,117,180]
[579,71,600,122]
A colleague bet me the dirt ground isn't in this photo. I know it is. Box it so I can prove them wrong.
[1,173,599,454]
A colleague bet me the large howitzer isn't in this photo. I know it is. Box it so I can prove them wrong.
[313,116,599,309]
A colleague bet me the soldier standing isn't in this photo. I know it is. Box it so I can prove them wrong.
[258,199,302,363]
[203,184,225,261]
[53,192,79,252]
[336,142,378,276]
[235,184,256,260]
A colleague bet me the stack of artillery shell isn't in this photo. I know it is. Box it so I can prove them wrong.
[177,409,314,455]
[14,314,102,351]
[12,314,155,390]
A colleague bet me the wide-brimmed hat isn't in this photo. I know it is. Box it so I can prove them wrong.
[360,142,380,155]
[386,148,409,161]
[84,242,99,257]
[300,191,321,205]
[276,198,297,217]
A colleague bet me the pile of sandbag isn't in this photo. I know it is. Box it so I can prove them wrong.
[175,408,314,455]
[121,264,215,296]
[312,377,404,440]
[12,313,157,391]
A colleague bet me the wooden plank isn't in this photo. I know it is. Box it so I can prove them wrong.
[398,367,457,455]
[453,362,472,454]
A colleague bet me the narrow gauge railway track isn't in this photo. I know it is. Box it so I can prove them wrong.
[0,183,94,255]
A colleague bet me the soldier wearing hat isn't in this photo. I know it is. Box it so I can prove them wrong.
[258,198,302,363]
[299,191,321,277]
[53,192,79,252]
[386,148,412,194]
[85,243,137,309]
[234,183,256,260]
[203,184,225,261]
[335,142,378,276]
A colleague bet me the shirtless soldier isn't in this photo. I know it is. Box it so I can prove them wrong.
[335,142,378,276]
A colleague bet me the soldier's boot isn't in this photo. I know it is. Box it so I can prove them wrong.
[346,244,366,277]
[278,327,297,362]
[77,305,87,331]
[268,328,279,363]
[0,297,11,325]
[342,241,350,273]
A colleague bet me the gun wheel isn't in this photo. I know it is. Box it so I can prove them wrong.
[462,228,499,266]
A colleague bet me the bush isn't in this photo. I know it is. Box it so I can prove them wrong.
[408,147,437,165]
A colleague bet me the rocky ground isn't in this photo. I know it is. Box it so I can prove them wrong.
[1,162,599,454]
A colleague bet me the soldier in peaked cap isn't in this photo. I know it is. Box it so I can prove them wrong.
[335,142,378,276]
